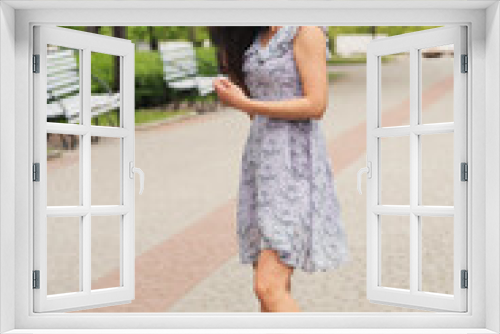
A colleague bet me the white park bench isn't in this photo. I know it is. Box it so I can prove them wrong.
[158,41,220,113]
[47,48,121,125]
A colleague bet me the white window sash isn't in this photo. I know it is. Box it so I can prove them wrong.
[32,25,136,313]
[365,25,468,312]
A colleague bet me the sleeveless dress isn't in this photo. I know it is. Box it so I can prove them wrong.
[236,26,351,273]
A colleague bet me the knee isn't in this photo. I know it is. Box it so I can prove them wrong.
[254,275,286,302]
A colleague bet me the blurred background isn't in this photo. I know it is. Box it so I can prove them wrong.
[44,25,456,313]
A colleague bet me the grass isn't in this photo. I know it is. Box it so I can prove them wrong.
[135,109,191,124]
[47,109,192,155]
[90,109,192,127]
[328,72,347,82]
[328,54,394,65]
[47,147,60,157]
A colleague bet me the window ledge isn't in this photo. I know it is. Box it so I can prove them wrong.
[3,329,497,334]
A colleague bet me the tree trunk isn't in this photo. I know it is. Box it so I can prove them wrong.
[188,26,199,47]
[85,26,101,34]
[112,27,127,92]
[148,26,158,51]
[330,26,337,56]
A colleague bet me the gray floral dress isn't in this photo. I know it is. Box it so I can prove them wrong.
[237,26,350,273]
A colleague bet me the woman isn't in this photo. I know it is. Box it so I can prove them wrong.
[209,26,350,312]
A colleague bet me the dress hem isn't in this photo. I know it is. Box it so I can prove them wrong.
[239,246,351,274]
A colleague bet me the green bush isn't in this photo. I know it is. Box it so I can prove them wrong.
[77,47,219,110]
[135,50,167,108]
[195,46,219,76]
[89,52,116,94]
[76,50,165,108]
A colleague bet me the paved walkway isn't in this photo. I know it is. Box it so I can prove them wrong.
[46,56,456,313]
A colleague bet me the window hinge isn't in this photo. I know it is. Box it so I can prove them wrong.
[33,163,40,182]
[461,269,468,289]
[33,54,40,73]
[461,54,468,73]
[33,270,40,289]
[461,162,468,181]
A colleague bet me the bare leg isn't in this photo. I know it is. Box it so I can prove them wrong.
[253,249,300,312]
[254,265,292,312]
[253,262,270,312]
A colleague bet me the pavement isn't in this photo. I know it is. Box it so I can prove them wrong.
[45,55,456,313]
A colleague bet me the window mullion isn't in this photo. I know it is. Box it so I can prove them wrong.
[409,47,419,295]
[82,47,91,295]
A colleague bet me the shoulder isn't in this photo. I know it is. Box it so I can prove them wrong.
[285,26,331,59]
[284,26,328,43]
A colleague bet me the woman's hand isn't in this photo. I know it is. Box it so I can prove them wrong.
[213,77,251,113]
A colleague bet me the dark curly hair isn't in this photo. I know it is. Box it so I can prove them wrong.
[208,26,268,97]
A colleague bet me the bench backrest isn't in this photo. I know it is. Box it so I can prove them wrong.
[47,48,80,101]
[159,41,198,82]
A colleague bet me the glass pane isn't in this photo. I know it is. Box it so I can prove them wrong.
[47,133,80,206]
[91,215,121,290]
[421,216,454,295]
[91,52,121,127]
[91,137,121,205]
[420,44,454,124]
[380,215,410,290]
[47,45,81,124]
[380,51,410,128]
[47,216,80,295]
[380,136,410,205]
[421,133,454,206]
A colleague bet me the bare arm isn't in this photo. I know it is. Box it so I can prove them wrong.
[241,26,329,120]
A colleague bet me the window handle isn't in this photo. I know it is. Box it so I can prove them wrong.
[129,161,145,195]
[357,155,372,195]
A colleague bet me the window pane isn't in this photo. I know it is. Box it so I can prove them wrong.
[47,216,81,295]
[380,136,410,205]
[380,51,410,128]
[91,137,121,205]
[91,215,122,290]
[90,52,121,127]
[420,44,454,124]
[47,133,80,206]
[380,215,410,290]
[421,132,454,206]
[47,45,81,124]
[421,216,454,295]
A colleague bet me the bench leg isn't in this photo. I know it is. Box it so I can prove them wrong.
[195,99,205,114]
[173,100,180,110]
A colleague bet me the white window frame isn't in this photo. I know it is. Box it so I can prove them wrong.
[0,1,498,333]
